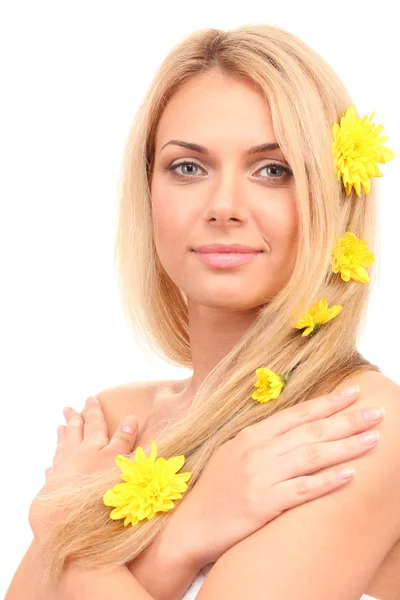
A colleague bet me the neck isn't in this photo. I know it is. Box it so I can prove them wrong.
[177,300,261,406]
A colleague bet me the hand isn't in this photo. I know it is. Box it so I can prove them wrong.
[29,397,138,544]
[163,387,384,568]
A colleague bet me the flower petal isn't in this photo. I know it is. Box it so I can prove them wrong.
[104,441,192,526]
[332,106,394,198]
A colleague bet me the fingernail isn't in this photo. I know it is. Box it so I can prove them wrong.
[120,418,137,434]
[359,430,380,445]
[121,423,134,434]
[338,467,356,481]
[57,425,66,436]
[340,385,360,399]
[85,397,97,408]
[364,407,385,422]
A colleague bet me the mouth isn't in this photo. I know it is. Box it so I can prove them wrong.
[191,250,262,268]
[192,243,261,253]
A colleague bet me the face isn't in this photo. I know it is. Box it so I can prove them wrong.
[150,70,298,311]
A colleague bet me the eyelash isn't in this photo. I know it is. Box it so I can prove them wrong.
[165,160,293,183]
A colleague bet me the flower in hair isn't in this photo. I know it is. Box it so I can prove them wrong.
[252,367,294,403]
[331,232,374,283]
[294,297,343,337]
[103,440,192,527]
[332,105,395,197]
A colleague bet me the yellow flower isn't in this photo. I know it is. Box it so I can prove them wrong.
[294,297,343,337]
[252,368,288,403]
[331,231,374,283]
[332,105,395,197]
[103,440,192,527]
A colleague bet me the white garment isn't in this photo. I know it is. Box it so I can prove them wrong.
[181,564,379,599]
[181,564,213,599]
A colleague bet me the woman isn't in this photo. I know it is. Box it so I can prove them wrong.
[7,23,399,600]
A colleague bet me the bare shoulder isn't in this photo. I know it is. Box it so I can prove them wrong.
[328,369,400,503]
[337,368,400,396]
[91,377,189,440]
[335,369,400,416]
[92,380,163,439]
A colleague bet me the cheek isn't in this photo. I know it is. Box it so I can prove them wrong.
[152,206,189,252]
[151,180,198,249]
[151,194,194,275]
[257,197,298,255]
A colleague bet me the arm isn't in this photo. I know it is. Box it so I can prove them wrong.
[51,564,155,600]
[6,383,201,600]
[5,538,47,600]
[127,517,204,600]
[195,371,400,599]
[5,387,137,600]
[97,383,206,600]
[5,527,202,600]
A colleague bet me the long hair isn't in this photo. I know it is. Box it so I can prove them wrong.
[35,23,381,587]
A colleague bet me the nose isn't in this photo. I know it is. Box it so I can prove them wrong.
[204,172,248,225]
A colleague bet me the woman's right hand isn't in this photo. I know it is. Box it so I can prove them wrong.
[164,385,384,569]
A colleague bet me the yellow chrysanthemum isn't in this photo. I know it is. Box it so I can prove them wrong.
[331,231,374,283]
[332,105,395,197]
[251,368,287,404]
[294,297,343,337]
[103,440,192,527]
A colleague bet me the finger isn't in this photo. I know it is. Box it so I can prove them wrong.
[53,423,67,452]
[44,466,53,477]
[106,415,138,455]
[268,466,356,516]
[63,408,84,447]
[63,406,72,421]
[57,424,67,438]
[80,395,97,421]
[248,386,361,442]
[275,405,385,456]
[277,429,380,481]
[47,422,65,472]
[52,409,83,468]
[82,396,109,449]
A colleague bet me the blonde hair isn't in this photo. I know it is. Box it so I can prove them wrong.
[36,23,381,587]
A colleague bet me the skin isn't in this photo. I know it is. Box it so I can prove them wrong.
[8,71,398,600]
[150,69,298,410]
[42,69,397,599]
[142,72,400,597]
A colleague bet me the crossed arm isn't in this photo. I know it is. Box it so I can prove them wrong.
[54,372,400,600]
[6,371,400,600]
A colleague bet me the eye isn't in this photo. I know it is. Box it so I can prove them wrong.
[165,160,206,180]
[165,160,293,183]
[257,163,293,182]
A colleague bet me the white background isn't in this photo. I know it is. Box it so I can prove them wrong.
[1,1,399,595]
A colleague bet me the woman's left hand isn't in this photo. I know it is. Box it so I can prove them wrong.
[28,396,138,544]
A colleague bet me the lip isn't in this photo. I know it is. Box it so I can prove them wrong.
[192,243,261,253]
[192,250,262,268]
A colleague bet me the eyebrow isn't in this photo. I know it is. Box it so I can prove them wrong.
[160,140,281,155]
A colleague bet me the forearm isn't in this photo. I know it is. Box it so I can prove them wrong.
[52,564,155,600]
[54,551,202,600]
[55,544,202,600]
[5,534,203,600]
[128,525,204,600]
[5,538,47,600]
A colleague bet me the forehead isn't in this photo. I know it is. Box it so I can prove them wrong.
[155,72,277,153]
